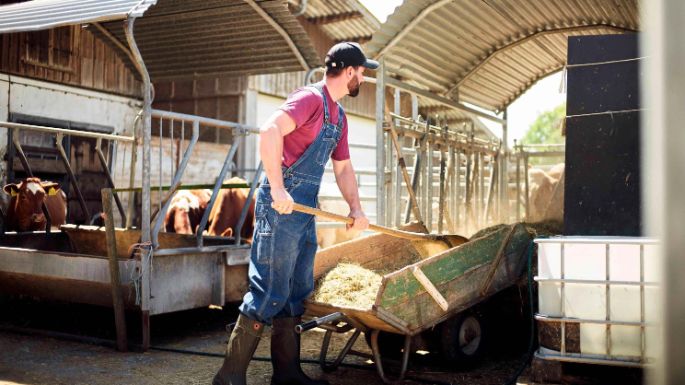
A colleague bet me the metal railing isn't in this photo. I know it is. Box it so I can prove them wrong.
[144,109,261,249]
[534,238,658,367]
[511,142,566,222]
[1,121,135,229]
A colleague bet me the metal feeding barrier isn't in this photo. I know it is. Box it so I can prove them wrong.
[1,121,136,230]
[511,142,565,222]
[0,109,263,351]
[140,109,262,250]
[384,110,501,236]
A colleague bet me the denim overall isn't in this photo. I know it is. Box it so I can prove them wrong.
[240,83,344,324]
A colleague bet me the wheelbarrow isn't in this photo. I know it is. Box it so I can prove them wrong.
[295,221,533,383]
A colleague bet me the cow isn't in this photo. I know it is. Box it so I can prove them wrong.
[2,177,67,232]
[163,189,212,234]
[206,177,255,242]
[527,163,565,222]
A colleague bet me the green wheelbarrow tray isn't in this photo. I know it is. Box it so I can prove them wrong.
[300,222,534,383]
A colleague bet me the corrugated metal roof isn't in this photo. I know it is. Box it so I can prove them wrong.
[0,0,156,33]
[0,0,321,81]
[296,0,380,43]
[368,0,639,113]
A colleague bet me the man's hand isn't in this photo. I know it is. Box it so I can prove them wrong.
[347,209,369,231]
[271,187,294,214]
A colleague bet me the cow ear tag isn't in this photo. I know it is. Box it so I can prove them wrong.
[10,189,17,197]
[47,187,57,196]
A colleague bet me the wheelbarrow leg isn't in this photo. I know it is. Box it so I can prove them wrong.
[319,328,362,372]
[369,329,411,384]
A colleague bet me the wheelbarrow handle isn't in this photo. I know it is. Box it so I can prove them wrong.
[295,312,344,334]
[291,203,444,242]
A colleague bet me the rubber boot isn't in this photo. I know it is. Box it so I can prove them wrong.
[213,314,264,385]
[271,316,329,385]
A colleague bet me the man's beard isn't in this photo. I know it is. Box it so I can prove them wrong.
[347,77,360,97]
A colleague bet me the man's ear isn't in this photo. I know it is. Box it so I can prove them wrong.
[3,183,20,197]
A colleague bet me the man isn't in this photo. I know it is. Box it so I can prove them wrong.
[213,42,375,385]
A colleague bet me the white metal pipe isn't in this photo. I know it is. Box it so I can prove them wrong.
[375,58,386,226]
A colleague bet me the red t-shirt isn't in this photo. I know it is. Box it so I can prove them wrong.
[278,84,350,168]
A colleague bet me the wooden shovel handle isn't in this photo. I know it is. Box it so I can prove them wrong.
[291,203,443,242]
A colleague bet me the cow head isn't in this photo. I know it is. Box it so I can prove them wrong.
[3,178,61,231]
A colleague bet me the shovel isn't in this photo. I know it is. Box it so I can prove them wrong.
[292,203,468,253]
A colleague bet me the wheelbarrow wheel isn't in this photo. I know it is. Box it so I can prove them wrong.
[363,330,406,359]
[440,311,486,367]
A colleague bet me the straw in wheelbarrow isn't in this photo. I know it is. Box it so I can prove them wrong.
[313,263,383,309]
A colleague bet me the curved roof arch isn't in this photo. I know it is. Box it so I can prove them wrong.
[367,0,639,113]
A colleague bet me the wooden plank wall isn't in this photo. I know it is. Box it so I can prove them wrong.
[0,25,140,98]
[153,77,246,144]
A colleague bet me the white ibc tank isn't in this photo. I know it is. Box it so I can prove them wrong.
[535,237,660,364]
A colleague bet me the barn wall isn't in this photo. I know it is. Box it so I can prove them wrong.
[0,26,140,98]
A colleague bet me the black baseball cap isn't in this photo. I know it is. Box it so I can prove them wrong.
[325,42,379,70]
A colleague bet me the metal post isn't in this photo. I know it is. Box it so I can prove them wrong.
[404,94,421,224]
[425,138,433,232]
[484,154,498,224]
[95,138,126,226]
[125,113,140,229]
[515,141,521,222]
[375,58,386,226]
[465,150,472,234]
[386,112,394,227]
[452,147,459,232]
[524,153,530,220]
[500,110,509,222]
[438,134,447,234]
[479,152,485,227]
[55,133,91,222]
[158,117,162,216]
[125,16,152,351]
[394,88,402,227]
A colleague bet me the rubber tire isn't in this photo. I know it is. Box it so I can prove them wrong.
[440,311,487,368]
[364,330,407,359]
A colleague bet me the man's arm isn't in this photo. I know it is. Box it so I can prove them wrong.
[332,159,369,231]
[260,110,296,214]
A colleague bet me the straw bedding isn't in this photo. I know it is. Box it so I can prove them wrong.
[312,263,383,309]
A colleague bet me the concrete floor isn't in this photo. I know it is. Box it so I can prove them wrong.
[0,298,531,385]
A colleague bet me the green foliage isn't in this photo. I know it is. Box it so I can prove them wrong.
[521,103,566,145]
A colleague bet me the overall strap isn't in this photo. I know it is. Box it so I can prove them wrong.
[336,104,345,130]
[309,82,330,124]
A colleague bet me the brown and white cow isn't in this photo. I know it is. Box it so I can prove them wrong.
[2,177,67,232]
[206,177,255,242]
[163,177,256,242]
[163,189,212,234]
